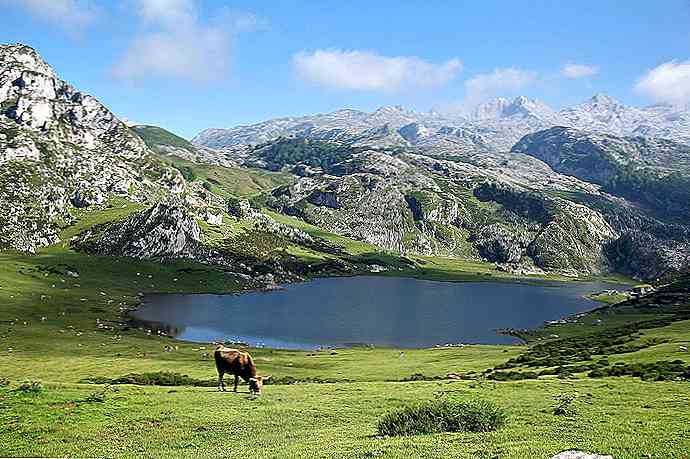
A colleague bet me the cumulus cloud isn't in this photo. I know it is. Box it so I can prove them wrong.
[292,49,462,92]
[463,67,536,107]
[635,60,690,106]
[113,0,264,82]
[561,63,599,79]
[4,0,98,32]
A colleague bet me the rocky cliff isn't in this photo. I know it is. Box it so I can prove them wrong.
[0,44,182,252]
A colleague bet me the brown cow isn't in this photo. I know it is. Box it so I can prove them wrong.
[214,345,270,394]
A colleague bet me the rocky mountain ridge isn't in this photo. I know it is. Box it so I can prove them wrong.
[194,94,690,153]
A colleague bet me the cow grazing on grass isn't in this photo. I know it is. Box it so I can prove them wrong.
[214,345,270,394]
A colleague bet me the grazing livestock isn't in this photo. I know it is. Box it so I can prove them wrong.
[214,345,270,394]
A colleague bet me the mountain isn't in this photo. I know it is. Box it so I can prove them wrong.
[461,96,564,151]
[214,124,690,280]
[0,44,185,252]
[2,43,689,281]
[193,105,453,151]
[188,91,690,280]
[468,96,558,122]
[560,94,690,145]
[512,127,690,217]
[0,44,407,284]
[513,127,690,278]
[194,95,690,154]
[263,143,621,276]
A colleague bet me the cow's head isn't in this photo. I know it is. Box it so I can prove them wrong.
[248,375,270,394]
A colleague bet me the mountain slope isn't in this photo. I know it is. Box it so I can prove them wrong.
[230,128,690,280]
[512,127,690,279]
[512,127,690,218]
[0,44,184,252]
[131,124,236,166]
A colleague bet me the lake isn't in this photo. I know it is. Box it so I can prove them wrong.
[132,276,624,349]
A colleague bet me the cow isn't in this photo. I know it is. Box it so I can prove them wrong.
[214,345,270,394]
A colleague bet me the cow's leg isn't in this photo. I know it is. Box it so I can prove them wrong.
[233,375,239,392]
[218,371,225,391]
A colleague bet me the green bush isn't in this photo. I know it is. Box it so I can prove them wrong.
[498,316,681,371]
[552,393,577,416]
[17,380,42,393]
[377,399,506,437]
[109,372,216,387]
[172,164,196,182]
[587,360,690,381]
[85,386,110,403]
[487,370,538,381]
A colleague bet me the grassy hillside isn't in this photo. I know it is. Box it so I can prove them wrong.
[133,124,294,198]
[1,206,689,458]
[132,125,196,152]
[166,155,293,198]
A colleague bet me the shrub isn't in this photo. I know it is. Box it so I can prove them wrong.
[552,393,577,416]
[377,399,506,437]
[172,164,196,182]
[587,360,690,381]
[81,372,217,387]
[79,376,112,385]
[0,377,9,387]
[18,380,42,393]
[84,386,110,403]
[110,371,216,387]
[487,370,538,381]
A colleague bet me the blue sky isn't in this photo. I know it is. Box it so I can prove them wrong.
[1,0,689,138]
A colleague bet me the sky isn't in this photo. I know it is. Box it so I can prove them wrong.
[1,0,690,139]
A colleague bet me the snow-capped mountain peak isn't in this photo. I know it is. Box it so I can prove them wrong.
[467,96,556,121]
[193,94,690,152]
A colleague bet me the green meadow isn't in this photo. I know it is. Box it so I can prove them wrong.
[1,205,689,458]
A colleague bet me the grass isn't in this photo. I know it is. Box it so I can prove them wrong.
[1,378,689,458]
[132,125,195,151]
[1,206,689,457]
[588,291,632,304]
[164,156,293,198]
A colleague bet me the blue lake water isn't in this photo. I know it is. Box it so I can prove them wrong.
[132,276,624,349]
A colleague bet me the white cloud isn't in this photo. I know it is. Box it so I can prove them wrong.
[561,63,599,79]
[463,67,536,107]
[5,0,97,31]
[292,49,462,92]
[137,0,195,28]
[113,0,263,82]
[635,60,690,106]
